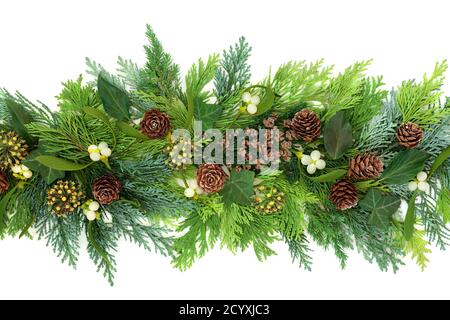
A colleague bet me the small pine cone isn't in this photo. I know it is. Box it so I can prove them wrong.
[329,179,359,211]
[197,164,227,194]
[140,109,171,139]
[263,114,278,129]
[92,174,122,205]
[348,153,384,180]
[396,123,424,148]
[288,109,321,142]
[0,171,9,194]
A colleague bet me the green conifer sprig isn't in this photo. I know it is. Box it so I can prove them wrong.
[0,24,449,283]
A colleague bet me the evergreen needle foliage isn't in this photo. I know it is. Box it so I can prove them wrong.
[0,24,449,283]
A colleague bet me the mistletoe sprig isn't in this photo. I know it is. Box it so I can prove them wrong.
[0,24,449,284]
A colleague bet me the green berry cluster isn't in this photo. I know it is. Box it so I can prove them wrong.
[47,180,84,216]
[165,137,193,169]
[254,185,285,214]
[0,131,29,170]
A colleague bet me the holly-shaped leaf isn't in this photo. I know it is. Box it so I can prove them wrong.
[97,73,131,121]
[323,112,353,160]
[380,149,429,185]
[220,170,255,206]
[360,188,401,229]
[23,149,65,184]
[194,98,223,130]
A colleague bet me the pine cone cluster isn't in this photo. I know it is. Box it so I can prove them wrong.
[396,122,423,148]
[197,164,227,194]
[92,174,122,205]
[262,114,294,162]
[348,153,384,180]
[0,131,29,170]
[0,171,9,194]
[329,179,359,211]
[47,180,84,216]
[285,109,321,142]
[141,109,171,139]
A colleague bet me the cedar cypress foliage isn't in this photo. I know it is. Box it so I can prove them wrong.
[0,24,449,283]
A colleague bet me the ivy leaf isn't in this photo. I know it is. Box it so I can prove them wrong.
[23,149,65,184]
[360,188,401,229]
[381,149,430,185]
[220,170,255,206]
[309,169,347,183]
[97,73,131,121]
[5,98,35,145]
[117,121,148,140]
[194,98,223,130]
[429,146,450,177]
[323,112,353,160]
[255,86,275,116]
[35,156,91,171]
[404,192,418,241]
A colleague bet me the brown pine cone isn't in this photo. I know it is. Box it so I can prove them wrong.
[287,109,321,142]
[348,153,384,180]
[92,174,122,205]
[197,164,227,194]
[396,122,424,148]
[0,171,9,194]
[329,179,359,211]
[140,109,171,139]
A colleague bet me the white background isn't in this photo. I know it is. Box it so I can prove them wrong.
[0,0,449,300]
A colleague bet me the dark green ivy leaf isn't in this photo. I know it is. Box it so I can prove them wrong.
[360,188,401,229]
[97,73,131,121]
[220,170,255,206]
[255,86,275,116]
[35,155,91,172]
[323,112,353,160]
[381,149,430,185]
[5,98,35,145]
[23,149,65,184]
[194,98,223,130]
[404,192,418,241]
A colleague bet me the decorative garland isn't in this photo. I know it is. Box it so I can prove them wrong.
[1,25,449,285]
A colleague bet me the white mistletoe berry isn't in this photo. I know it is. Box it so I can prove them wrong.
[301,155,312,166]
[184,188,196,198]
[23,170,33,179]
[416,171,428,182]
[90,152,101,162]
[307,164,317,175]
[251,95,261,106]
[100,147,112,157]
[408,171,430,193]
[88,145,99,153]
[310,150,322,161]
[301,150,326,174]
[85,210,97,221]
[408,181,418,192]
[11,165,21,174]
[315,159,326,170]
[98,142,109,151]
[89,201,100,212]
[247,104,258,115]
[417,181,430,193]
[242,92,253,103]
